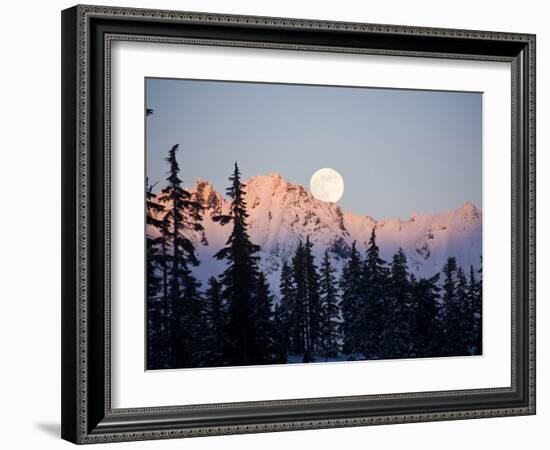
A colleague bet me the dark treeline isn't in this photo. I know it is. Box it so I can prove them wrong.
[146,145,482,369]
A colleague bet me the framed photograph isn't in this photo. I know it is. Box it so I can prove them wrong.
[61,5,536,444]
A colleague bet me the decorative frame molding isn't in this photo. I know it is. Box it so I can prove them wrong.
[61,4,536,444]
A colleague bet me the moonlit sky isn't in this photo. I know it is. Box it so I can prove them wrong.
[146,78,482,219]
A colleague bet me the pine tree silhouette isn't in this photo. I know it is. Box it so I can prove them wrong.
[382,248,412,358]
[212,162,262,366]
[277,260,295,358]
[440,256,464,356]
[302,236,321,362]
[175,265,204,367]
[319,250,340,359]
[291,241,307,355]
[273,302,289,364]
[410,273,441,357]
[362,228,388,359]
[196,277,226,366]
[158,144,205,367]
[145,179,164,369]
[340,241,363,358]
[472,260,483,354]
[454,267,471,354]
[288,238,322,362]
[250,272,278,364]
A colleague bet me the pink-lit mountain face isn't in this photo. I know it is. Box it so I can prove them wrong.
[151,173,482,298]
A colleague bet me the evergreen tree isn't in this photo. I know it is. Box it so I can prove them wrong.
[302,236,321,362]
[442,257,458,304]
[465,265,482,355]
[175,271,206,367]
[361,229,388,359]
[146,180,164,298]
[277,261,295,359]
[197,277,226,366]
[158,144,204,292]
[410,273,441,357]
[250,272,278,364]
[290,241,307,355]
[454,267,471,354]
[439,257,467,356]
[158,144,205,367]
[157,213,171,299]
[212,162,262,365]
[319,250,340,360]
[287,238,322,362]
[156,214,171,367]
[382,248,412,358]
[273,303,289,364]
[472,261,483,354]
[339,241,363,358]
[146,180,164,369]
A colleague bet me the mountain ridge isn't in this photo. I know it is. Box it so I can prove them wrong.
[150,173,482,298]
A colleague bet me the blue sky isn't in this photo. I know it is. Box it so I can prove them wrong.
[145,78,481,219]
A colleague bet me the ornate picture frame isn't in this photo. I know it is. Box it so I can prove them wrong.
[61,5,536,444]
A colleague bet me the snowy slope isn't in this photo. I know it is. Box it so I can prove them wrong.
[152,174,482,298]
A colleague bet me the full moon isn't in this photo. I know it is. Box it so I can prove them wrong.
[310,168,344,203]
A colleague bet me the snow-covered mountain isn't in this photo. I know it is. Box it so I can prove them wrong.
[153,173,482,298]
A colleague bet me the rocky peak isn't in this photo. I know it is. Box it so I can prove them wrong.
[191,179,224,214]
[461,201,480,220]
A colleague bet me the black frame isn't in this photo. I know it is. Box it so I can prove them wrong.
[61,5,536,444]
